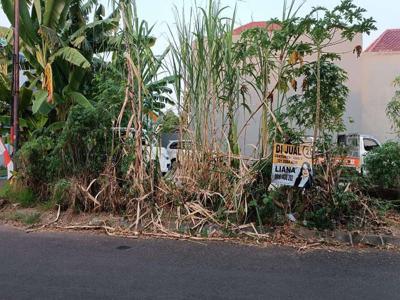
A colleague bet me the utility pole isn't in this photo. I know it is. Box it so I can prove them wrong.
[11,0,20,158]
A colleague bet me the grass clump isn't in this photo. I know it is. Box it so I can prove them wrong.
[10,211,41,225]
[0,182,37,208]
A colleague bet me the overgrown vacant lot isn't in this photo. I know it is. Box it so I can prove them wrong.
[0,0,399,246]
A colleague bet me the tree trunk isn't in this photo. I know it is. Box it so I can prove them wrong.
[312,47,321,162]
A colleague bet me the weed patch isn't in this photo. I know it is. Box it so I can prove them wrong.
[9,211,41,225]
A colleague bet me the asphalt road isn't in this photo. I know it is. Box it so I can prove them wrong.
[0,225,400,300]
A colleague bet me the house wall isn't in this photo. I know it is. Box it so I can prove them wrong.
[360,52,400,142]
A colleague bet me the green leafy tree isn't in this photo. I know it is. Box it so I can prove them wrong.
[158,110,179,133]
[303,0,376,154]
[387,76,400,137]
[287,56,349,135]
[235,8,313,156]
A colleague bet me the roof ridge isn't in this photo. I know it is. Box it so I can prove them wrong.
[365,29,389,52]
[365,29,400,52]
[232,21,281,35]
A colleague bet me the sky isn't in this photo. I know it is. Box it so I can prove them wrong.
[0,0,399,55]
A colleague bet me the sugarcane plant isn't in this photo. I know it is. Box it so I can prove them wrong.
[112,0,177,207]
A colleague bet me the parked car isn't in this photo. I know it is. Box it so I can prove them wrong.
[143,141,171,174]
[112,127,172,174]
[166,140,193,167]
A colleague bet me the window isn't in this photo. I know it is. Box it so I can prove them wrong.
[169,141,192,150]
[347,137,359,157]
[169,142,178,149]
[363,138,379,152]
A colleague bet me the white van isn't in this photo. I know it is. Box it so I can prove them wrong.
[337,134,381,172]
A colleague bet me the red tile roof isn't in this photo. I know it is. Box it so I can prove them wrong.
[233,22,281,35]
[365,29,400,52]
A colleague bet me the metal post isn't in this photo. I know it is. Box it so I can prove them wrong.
[11,0,20,158]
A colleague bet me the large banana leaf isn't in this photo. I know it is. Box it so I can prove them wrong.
[27,115,48,131]
[49,47,90,68]
[0,76,32,113]
[43,0,71,29]
[0,0,39,46]
[0,116,28,128]
[19,0,39,43]
[33,0,42,25]
[66,68,86,91]
[69,17,120,46]
[46,120,65,133]
[32,90,53,115]
[92,35,123,53]
[0,74,11,103]
[147,75,177,92]
[64,91,93,109]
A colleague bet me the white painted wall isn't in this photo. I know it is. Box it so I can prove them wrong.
[360,52,400,142]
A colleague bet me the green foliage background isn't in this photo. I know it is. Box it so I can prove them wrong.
[365,142,400,189]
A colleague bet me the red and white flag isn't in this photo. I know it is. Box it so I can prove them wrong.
[0,138,14,179]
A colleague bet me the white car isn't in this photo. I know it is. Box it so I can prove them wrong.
[144,144,171,174]
[166,140,193,166]
[112,127,172,174]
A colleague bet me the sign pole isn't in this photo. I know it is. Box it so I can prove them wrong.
[11,0,20,160]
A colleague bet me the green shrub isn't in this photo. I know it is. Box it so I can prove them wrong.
[17,104,113,198]
[51,104,113,178]
[364,141,400,189]
[51,178,74,209]
[303,186,359,229]
[17,135,58,186]
[249,191,286,227]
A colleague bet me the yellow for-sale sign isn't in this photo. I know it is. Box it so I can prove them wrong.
[272,143,313,189]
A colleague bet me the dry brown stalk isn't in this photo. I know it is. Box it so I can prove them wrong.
[57,225,115,233]
[77,184,101,209]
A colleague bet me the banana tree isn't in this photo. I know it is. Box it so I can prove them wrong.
[0,0,120,122]
[0,26,33,139]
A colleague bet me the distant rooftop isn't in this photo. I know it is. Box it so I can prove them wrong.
[365,29,400,52]
[233,21,281,35]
